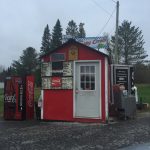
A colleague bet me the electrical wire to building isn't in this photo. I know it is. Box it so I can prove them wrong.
[109,0,117,4]
[90,0,116,37]
[97,7,116,37]
[91,0,112,15]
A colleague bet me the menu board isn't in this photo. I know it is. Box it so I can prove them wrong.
[42,78,51,89]
[115,68,128,90]
[41,63,51,76]
[62,77,73,89]
[42,77,73,89]
[41,61,73,89]
[63,62,73,76]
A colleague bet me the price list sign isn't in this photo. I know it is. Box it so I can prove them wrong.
[63,62,73,76]
[41,63,51,76]
[115,68,128,90]
[41,61,73,89]
[62,77,73,89]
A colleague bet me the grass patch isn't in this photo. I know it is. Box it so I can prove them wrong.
[34,87,41,101]
[136,84,150,104]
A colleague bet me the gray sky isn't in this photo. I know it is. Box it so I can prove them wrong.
[0,0,150,68]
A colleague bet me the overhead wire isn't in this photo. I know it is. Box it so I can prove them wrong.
[109,0,117,3]
[109,26,116,36]
[90,0,116,37]
[97,7,116,36]
[91,0,112,15]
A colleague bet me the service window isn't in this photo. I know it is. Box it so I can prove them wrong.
[80,65,95,90]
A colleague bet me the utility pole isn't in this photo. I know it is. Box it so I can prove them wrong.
[114,1,119,64]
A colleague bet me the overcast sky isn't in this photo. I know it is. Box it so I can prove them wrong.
[0,0,150,68]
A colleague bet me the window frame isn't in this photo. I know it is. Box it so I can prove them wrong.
[79,65,96,91]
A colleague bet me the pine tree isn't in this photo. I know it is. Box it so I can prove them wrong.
[12,47,38,76]
[111,20,148,64]
[66,20,78,38]
[40,24,51,54]
[78,23,86,38]
[51,19,63,50]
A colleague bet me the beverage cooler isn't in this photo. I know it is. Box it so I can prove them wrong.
[4,76,34,120]
[110,64,136,119]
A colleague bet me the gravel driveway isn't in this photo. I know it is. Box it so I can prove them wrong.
[0,113,150,150]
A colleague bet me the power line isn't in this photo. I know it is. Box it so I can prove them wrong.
[108,25,116,36]
[107,0,117,4]
[97,7,116,36]
[91,0,112,15]
[110,0,117,3]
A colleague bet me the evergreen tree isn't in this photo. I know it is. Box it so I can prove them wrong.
[51,19,63,50]
[40,24,51,54]
[111,20,148,64]
[12,47,38,76]
[66,20,78,38]
[78,23,86,38]
[134,63,150,84]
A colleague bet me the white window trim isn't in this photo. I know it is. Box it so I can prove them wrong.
[79,65,96,91]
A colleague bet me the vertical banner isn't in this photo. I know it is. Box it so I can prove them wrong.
[15,77,23,120]
[18,83,24,112]
[26,75,34,120]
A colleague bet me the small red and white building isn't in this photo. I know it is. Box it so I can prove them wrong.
[40,39,110,123]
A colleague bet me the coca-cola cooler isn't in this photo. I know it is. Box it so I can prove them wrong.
[4,76,34,120]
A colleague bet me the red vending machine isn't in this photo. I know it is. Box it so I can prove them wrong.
[4,76,34,120]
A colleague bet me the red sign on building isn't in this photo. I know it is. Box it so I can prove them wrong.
[51,77,62,88]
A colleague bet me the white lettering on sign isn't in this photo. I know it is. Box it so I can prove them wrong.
[52,79,60,83]
[63,62,73,76]
[51,77,62,88]
[4,94,16,103]
[62,36,108,50]
[42,78,51,89]
[41,62,51,76]
[62,77,73,89]
[27,81,34,107]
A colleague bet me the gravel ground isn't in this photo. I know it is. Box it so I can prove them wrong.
[0,113,150,150]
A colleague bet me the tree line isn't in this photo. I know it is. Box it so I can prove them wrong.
[40,19,86,54]
[110,20,148,65]
[0,19,86,86]
[0,19,149,85]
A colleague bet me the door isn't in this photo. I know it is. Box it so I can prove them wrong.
[75,61,101,118]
